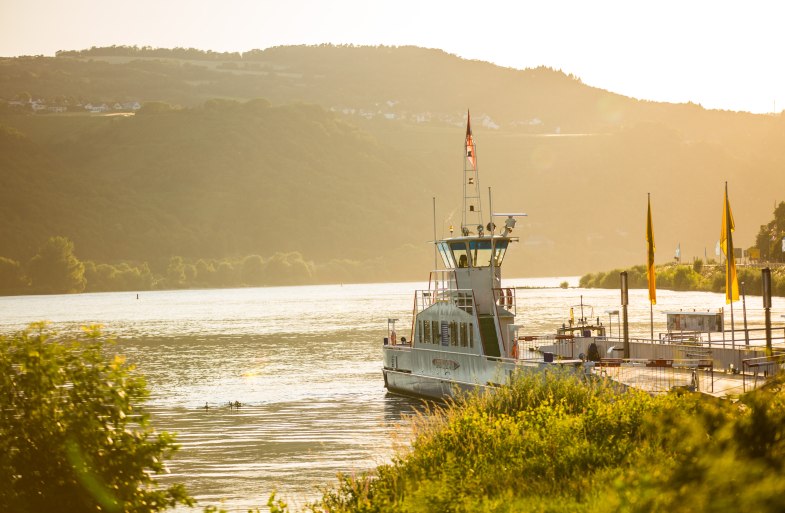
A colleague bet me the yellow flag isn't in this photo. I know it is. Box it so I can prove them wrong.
[721,183,739,303]
[646,194,656,305]
[569,307,574,324]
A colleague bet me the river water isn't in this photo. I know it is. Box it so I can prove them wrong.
[1,279,783,511]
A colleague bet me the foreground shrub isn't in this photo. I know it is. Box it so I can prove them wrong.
[0,324,193,513]
[307,370,785,513]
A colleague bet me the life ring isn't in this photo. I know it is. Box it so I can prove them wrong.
[498,288,507,307]
[511,341,519,359]
[504,288,514,308]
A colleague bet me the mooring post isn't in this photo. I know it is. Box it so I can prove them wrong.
[621,271,629,359]
[742,281,749,346]
[762,267,772,356]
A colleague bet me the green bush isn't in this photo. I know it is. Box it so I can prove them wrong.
[308,370,785,513]
[0,324,193,513]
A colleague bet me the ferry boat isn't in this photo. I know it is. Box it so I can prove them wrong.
[382,112,582,400]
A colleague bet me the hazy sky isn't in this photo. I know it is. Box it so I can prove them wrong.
[1,0,783,113]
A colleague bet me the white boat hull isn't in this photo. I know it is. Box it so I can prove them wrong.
[382,368,488,401]
[382,345,585,401]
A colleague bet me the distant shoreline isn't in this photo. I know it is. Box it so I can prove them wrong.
[579,262,785,297]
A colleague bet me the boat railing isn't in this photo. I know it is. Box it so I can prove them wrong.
[415,288,476,315]
[511,332,558,359]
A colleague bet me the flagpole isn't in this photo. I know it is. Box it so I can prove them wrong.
[646,193,655,341]
[432,196,438,271]
[726,182,736,348]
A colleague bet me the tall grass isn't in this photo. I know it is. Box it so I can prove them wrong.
[304,369,785,513]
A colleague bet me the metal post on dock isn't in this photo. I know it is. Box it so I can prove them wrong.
[762,268,772,356]
[621,271,629,359]
[605,310,618,339]
[741,281,749,346]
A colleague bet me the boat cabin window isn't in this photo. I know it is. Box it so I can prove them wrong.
[438,243,455,268]
[469,240,493,268]
[448,240,506,268]
[432,320,441,345]
[493,240,509,266]
[450,242,470,268]
[449,321,458,347]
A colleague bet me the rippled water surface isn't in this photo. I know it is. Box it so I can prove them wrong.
[1,279,783,511]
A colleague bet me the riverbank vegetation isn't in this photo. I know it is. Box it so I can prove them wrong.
[302,370,785,513]
[581,202,785,296]
[0,325,193,512]
[0,235,415,295]
[579,262,785,296]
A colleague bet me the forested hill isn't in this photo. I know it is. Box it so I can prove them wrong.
[2,44,773,137]
[0,101,437,283]
[2,44,785,285]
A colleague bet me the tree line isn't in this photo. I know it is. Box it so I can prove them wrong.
[581,202,785,296]
[53,44,368,62]
[753,201,785,262]
[580,261,785,297]
[0,235,416,296]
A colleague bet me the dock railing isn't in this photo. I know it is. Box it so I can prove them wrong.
[742,353,785,392]
[548,333,785,371]
[594,357,715,394]
[661,326,785,349]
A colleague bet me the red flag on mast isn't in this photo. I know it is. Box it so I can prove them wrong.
[465,110,476,170]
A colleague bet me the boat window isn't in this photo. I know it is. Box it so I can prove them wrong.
[469,323,474,348]
[432,320,440,345]
[460,322,468,347]
[438,243,455,268]
[418,320,423,344]
[469,240,493,267]
[423,320,431,343]
[449,321,458,347]
[450,242,470,268]
[493,240,509,266]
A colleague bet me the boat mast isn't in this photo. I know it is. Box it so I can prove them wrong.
[432,196,438,270]
[462,110,484,235]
